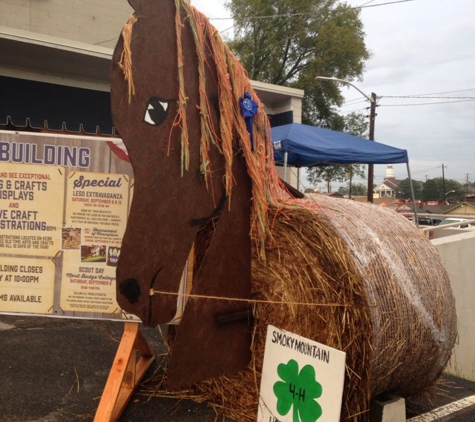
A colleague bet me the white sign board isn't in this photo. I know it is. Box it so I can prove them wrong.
[257,325,346,422]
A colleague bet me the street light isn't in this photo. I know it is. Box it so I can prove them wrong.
[316,76,373,102]
[316,76,377,203]
[444,190,455,204]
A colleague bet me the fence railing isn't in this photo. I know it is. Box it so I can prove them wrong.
[396,213,475,238]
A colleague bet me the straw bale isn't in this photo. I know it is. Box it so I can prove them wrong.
[308,196,457,397]
[144,196,456,421]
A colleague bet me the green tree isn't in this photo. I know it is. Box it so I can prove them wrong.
[306,164,365,193]
[351,182,366,196]
[337,186,348,195]
[398,178,422,200]
[226,0,370,128]
[226,0,371,192]
[422,178,463,203]
[307,165,345,193]
[338,182,366,196]
[347,112,368,136]
[226,0,370,192]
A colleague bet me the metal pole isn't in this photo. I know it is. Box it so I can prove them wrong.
[367,92,377,203]
[406,163,419,226]
[283,151,288,182]
[316,77,377,203]
[315,76,373,102]
[441,163,446,203]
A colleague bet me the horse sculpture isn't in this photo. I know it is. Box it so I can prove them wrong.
[110,1,457,420]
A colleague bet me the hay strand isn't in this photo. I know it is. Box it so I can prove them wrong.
[118,14,137,103]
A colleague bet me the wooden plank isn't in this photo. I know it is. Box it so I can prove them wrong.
[185,243,194,302]
[94,322,155,422]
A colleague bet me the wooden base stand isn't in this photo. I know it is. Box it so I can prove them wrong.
[94,322,155,422]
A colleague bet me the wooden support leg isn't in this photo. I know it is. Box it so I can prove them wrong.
[94,322,155,422]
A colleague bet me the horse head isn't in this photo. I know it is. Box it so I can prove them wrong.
[110,0,274,386]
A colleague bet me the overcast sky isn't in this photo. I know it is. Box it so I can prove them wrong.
[190,0,475,189]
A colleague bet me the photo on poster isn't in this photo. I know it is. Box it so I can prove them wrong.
[61,227,82,250]
[80,244,107,263]
[107,246,120,267]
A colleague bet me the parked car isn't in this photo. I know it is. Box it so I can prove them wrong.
[407,216,442,226]
[417,217,442,226]
[438,217,474,228]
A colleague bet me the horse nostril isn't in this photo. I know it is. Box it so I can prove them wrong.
[119,278,142,304]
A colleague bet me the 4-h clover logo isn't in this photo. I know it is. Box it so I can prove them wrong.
[273,359,323,422]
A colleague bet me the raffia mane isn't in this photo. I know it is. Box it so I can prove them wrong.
[118,0,307,253]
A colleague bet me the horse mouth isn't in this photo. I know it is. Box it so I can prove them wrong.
[118,267,164,325]
[143,97,174,126]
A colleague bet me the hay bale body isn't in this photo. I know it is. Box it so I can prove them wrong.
[192,196,457,421]
[306,196,456,394]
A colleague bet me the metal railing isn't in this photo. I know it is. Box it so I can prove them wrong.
[396,212,475,238]
[422,218,475,238]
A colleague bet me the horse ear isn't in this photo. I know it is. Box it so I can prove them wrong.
[127,0,142,12]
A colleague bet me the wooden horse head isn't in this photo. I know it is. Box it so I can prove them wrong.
[110,0,284,387]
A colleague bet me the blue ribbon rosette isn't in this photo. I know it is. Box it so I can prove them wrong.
[239,92,259,152]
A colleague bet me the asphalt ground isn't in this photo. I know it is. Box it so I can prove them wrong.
[1,314,474,422]
[0,314,224,422]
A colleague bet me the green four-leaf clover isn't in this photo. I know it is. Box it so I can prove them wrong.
[273,359,323,422]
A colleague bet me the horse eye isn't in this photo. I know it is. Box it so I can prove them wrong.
[143,97,173,126]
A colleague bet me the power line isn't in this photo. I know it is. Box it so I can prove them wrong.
[358,0,378,6]
[340,89,475,109]
[393,88,475,96]
[210,0,416,22]
[381,98,475,107]
[342,98,368,106]
[381,95,475,100]
[356,0,416,8]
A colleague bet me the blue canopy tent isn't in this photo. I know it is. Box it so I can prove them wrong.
[271,123,418,219]
[272,123,408,167]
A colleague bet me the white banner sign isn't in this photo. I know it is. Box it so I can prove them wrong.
[258,325,346,422]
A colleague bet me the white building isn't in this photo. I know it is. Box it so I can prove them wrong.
[374,165,402,199]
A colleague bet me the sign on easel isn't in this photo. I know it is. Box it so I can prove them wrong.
[257,325,346,422]
[0,135,135,321]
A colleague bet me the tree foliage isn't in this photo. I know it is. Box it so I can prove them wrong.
[225,0,370,128]
[307,164,365,193]
[398,178,422,200]
[338,182,366,196]
[421,178,463,202]
[226,0,370,191]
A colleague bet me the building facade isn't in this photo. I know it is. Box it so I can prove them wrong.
[0,0,303,187]
[374,165,402,199]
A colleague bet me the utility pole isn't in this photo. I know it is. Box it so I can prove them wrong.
[441,164,446,201]
[315,77,377,203]
[367,92,377,203]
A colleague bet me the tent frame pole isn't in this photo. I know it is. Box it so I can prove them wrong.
[283,151,288,182]
[406,163,419,225]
